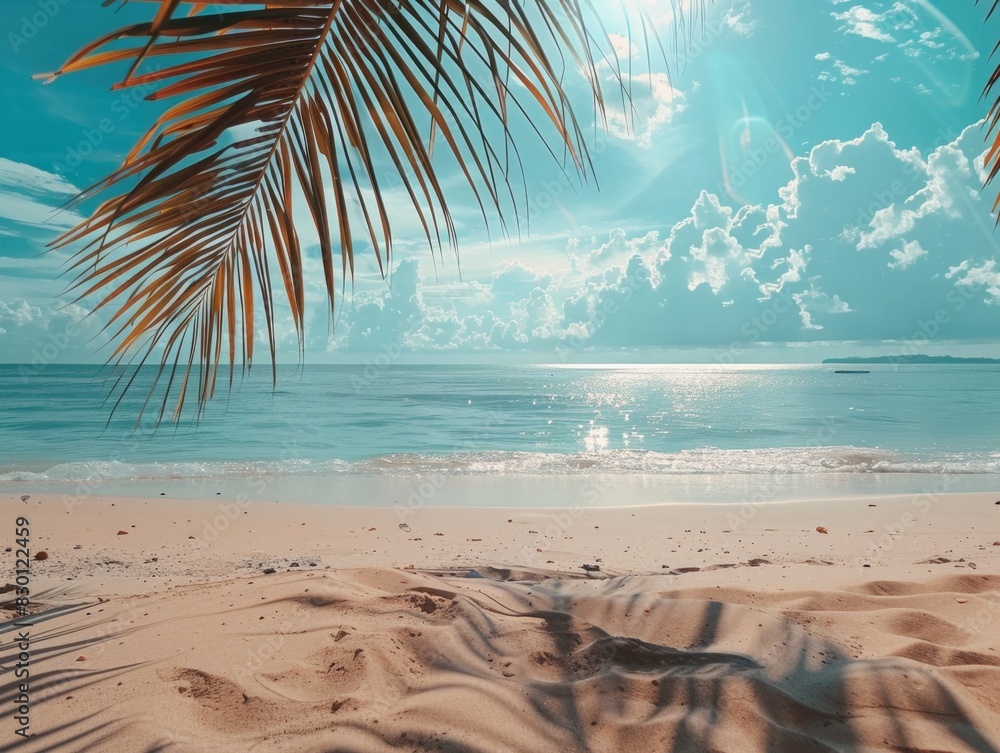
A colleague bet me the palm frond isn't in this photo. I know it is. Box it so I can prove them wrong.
[981,0,1000,217]
[42,0,700,423]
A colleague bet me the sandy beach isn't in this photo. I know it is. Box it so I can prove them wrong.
[5,0,1000,750]
[2,489,999,752]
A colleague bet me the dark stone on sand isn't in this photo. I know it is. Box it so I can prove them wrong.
[290,562,299,567]
[581,564,601,572]
[20,495,29,502]
[262,567,276,575]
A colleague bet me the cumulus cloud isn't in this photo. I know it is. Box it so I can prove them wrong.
[947,260,1000,304]
[315,118,998,356]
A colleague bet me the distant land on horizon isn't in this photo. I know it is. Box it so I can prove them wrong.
[823,355,1000,365]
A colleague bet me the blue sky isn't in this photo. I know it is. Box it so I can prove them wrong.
[1,0,999,365]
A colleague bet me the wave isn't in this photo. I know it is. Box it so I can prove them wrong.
[3,447,1000,483]
[363,447,1000,476]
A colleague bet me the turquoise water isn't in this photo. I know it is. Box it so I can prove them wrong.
[1,363,999,502]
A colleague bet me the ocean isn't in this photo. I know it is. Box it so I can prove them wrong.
[1,363,999,505]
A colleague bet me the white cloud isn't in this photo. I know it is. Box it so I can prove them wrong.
[724,1,757,36]
[888,240,928,270]
[605,72,685,148]
[947,260,1000,304]
[0,190,84,229]
[832,5,896,43]
[0,298,107,364]
[857,122,977,249]
[0,159,84,236]
[793,283,852,330]
[94,119,999,359]
[608,33,638,60]
[833,59,868,85]
[829,2,979,100]
[0,158,78,196]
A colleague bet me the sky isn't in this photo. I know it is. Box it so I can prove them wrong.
[1,0,999,366]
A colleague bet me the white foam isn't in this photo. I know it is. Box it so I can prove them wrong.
[2,447,999,484]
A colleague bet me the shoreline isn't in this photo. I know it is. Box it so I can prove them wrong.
[4,490,998,594]
[5,467,1000,507]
